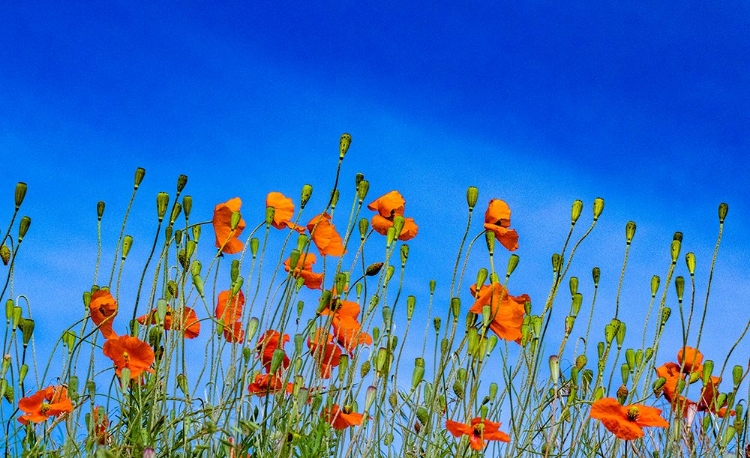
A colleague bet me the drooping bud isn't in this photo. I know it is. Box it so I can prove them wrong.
[134,167,146,189]
[718,202,728,224]
[625,221,636,244]
[339,133,352,159]
[19,364,28,384]
[176,174,188,193]
[63,330,76,352]
[593,197,605,221]
[231,276,243,296]
[19,318,34,346]
[14,182,27,210]
[0,244,10,266]
[604,322,617,344]
[466,187,479,211]
[300,184,313,209]
[246,317,259,342]
[18,216,31,241]
[575,355,587,370]
[192,224,201,243]
[506,254,519,279]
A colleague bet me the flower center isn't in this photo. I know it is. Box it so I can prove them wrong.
[123,351,130,364]
[627,406,640,421]
[40,402,51,415]
[342,405,353,414]
[473,423,485,437]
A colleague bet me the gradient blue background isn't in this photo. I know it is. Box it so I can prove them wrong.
[2,2,748,397]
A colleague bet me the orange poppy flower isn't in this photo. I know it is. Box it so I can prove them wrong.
[483,199,519,251]
[266,192,305,232]
[367,191,418,241]
[469,282,529,343]
[320,298,361,320]
[17,385,73,424]
[589,397,668,440]
[308,328,342,379]
[445,417,510,451]
[212,198,247,254]
[91,406,110,445]
[102,335,155,379]
[215,290,245,325]
[331,315,373,354]
[307,213,345,256]
[677,346,703,375]
[284,253,324,289]
[256,330,290,371]
[247,373,294,396]
[89,289,118,340]
[325,404,364,430]
[136,306,201,339]
[654,362,682,403]
[222,321,245,343]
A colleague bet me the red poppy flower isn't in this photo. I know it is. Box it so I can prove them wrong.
[308,328,342,378]
[320,298,361,320]
[215,290,245,325]
[307,213,345,256]
[331,315,373,354]
[212,198,247,254]
[469,282,528,343]
[136,306,200,339]
[17,385,73,425]
[654,362,682,403]
[266,192,305,232]
[247,373,294,396]
[284,253,324,289]
[589,397,668,440]
[256,330,290,371]
[677,346,703,375]
[483,199,519,251]
[102,335,155,379]
[445,417,510,451]
[91,406,110,445]
[325,404,364,430]
[222,321,246,343]
[90,289,118,340]
[367,191,418,241]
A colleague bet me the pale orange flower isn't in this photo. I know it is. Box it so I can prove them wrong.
[266,192,305,232]
[446,417,510,451]
[247,373,294,396]
[212,197,246,254]
[90,289,118,340]
[483,199,519,251]
[325,404,364,430]
[137,306,200,339]
[367,191,418,241]
[331,315,373,354]
[590,397,668,440]
[469,282,528,343]
[256,330,290,371]
[307,213,345,256]
[677,346,703,374]
[308,328,342,379]
[284,253,324,289]
[17,385,73,424]
[102,335,155,379]
[215,290,245,326]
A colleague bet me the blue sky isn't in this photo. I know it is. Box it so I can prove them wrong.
[1,2,749,394]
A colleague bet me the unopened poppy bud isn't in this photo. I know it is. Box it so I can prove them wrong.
[597,342,605,360]
[231,276,243,296]
[357,180,370,202]
[718,202,728,223]
[173,229,183,246]
[480,305,491,330]
[192,224,201,243]
[660,307,671,328]
[440,338,449,355]
[412,357,425,389]
[733,365,743,387]
[97,201,105,221]
[688,370,701,384]
[12,306,22,330]
[486,335,498,355]
[316,290,332,315]
[5,299,13,321]
[625,348,636,372]
[156,192,169,221]
[376,347,389,375]
[593,197,605,221]
[571,199,583,224]
[386,226,397,248]
[366,262,383,277]
[358,218,369,241]
[506,254,519,279]
[621,363,631,385]
[14,182,27,210]
[450,297,461,321]
[675,276,685,302]
[615,320,626,348]
[296,300,304,318]
[617,384,629,404]
[625,221,636,244]
[269,348,286,374]
[701,360,714,385]
[337,355,349,383]
[250,238,259,257]
[0,244,9,266]
[531,315,542,337]
[415,406,429,426]
[549,355,560,385]
[262,205,274,227]
[433,317,441,333]
[155,298,168,325]
[484,230,495,255]
[121,235,133,260]
[633,349,643,367]
[360,360,371,378]
[520,322,530,346]
[191,273,204,297]
[388,335,398,352]
[134,167,146,189]
[182,195,192,219]
[165,225,173,243]
[169,202,182,225]
[19,318,34,346]
[551,253,562,273]
[651,275,660,297]
[67,376,78,401]
[406,295,416,321]
[86,380,96,397]
[571,293,582,317]
[452,379,464,399]
[339,133,352,159]
[671,238,681,264]
[593,386,604,401]
[335,272,348,296]
[592,267,600,287]
[176,374,189,395]
[18,216,31,241]
[384,265,395,285]
[19,363,28,384]
[230,259,240,283]
[120,367,131,392]
[604,322,618,344]
[683,253,696,278]
[246,317,259,342]
[576,354,587,370]
[62,330,76,352]
[564,316,575,335]
[400,245,409,267]
[176,174,188,193]
[466,187,479,210]
[382,305,392,330]
[467,327,479,356]
[429,279,436,294]
[295,184,313,210]
[721,425,736,448]
[473,268,488,293]
[569,277,579,296]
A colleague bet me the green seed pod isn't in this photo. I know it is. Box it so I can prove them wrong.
[173,229,183,246]
[718,202,728,224]
[625,349,636,372]
[571,293,582,317]
[360,361,371,378]
[475,268,488,292]
[644,347,653,362]
[575,355,587,370]
[372,327,380,342]
[67,375,79,401]
[621,364,630,385]
[732,365,743,387]
[429,280,436,294]
[191,273,204,297]
[433,317,441,333]
[376,347,389,375]
[592,267,600,287]
[685,252,696,276]
[450,297,461,321]
[702,360,714,385]
[288,249,301,272]
[264,206,274,228]
[300,184,313,209]
[571,199,583,224]
[634,349,644,367]
[675,276,685,302]
[19,318,34,346]
[549,355,560,385]
[19,364,28,384]
[467,327,479,357]
[440,338,449,355]
[358,218,369,241]
[12,306,22,330]
[177,374,189,395]
[593,197,605,220]
[0,244,10,266]
[386,226,397,248]
[18,216,31,241]
[452,379,464,399]
[625,221,636,244]
[357,179,370,203]
[671,236,681,264]
[250,237,259,257]
[182,195,192,219]
[246,318,259,342]
[164,225,173,243]
[339,133,352,159]
[564,316,575,335]
[156,192,170,222]
[416,406,429,426]
[120,367,131,392]
[231,276,244,296]
[169,202,182,226]
[134,167,146,189]
[15,182,28,210]
[487,334,498,355]
[489,382,498,400]
[551,253,562,273]
[660,307,671,328]
[97,201,105,221]
[412,358,424,389]
[121,235,133,261]
[484,230,495,255]
[230,259,240,284]
[400,244,409,266]
[597,342,605,360]
[506,254,519,278]
[270,349,286,374]
[192,224,201,243]
[615,320,625,349]
[569,277,579,296]
[466,187,479,210]
[5,299,13,321]
[651,275,660,297]
[592,385,604,401]
[406,295,416,321]
[388,335,398,352]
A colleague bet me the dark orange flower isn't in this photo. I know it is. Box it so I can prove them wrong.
[256,330,290,371]
[367,191,418,241]
[102,335,155,379]
[212,197,247,254]
[91,406,110,445]
[215,290,245,325]
[677,346,703,375]
[469,282,528,343]
[89,289,118,340]
[654,362,683,403]
[284,253,324,289]
[483,199,519,251]
[308,328,342,379]
[136,306,200,339]
[266,192,305,232]
[247,373,294,396]
[445,417,510,451]
[17,385,73,424]
[331,315,373,354]
[307,213,345,256]
[320,298,361,320]
[222,321,245,343]
[590,397,668,440]
[325,404,364,430]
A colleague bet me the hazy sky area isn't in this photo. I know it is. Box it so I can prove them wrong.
[1,2,748,397]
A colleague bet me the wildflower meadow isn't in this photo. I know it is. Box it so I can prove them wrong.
[0,134,748,458]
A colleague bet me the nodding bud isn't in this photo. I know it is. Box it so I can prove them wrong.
[569,277,579,296]
[592,267,600,287]
[659,307,671,327]
[718,202,728,223]
[19,318,34,346]
[593,197,605,220]
[466,187,479,210]
[134,167,146,189]
[484,231,495,255]
[0,244,9,265]
[357,180,370,202]
[182,196,192,219]
[359,218,369,241]
[169,202,182,225]
[506,254,519,279]
[14,182,27,210]
[250,238,259,257]
[339,133,352,159]
[651,275,660,297]
[122,235,133,260]
[625,221,636,244]
[300,184,313,209]
[330,189,340,209]
[156,192,169,221]
[685,252,696,276]
[675,276,685,302]
[571,199,583,224]
[97,201,105,221]
[571,293,582,317]
[18,216,31,241]
[406,295,416,320]
[176,174,188,193]
[549,356,560,385]
[551,253,562,273]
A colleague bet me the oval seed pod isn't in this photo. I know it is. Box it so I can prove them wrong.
[156,192,169,221]
[625,221,636,244]
[718,202,728,223]
[593,197,605,220]
[571,199,583,224]
[506,254,519,278]
[675,276,685,302]
[15,182,28,209]
[592,267,600,287]
[406,295,416,321]
[466,187,479,210]
[134,167,146,189]
[569,277,579,296]
[97,201,105,221]
[651,275,660,297]
[300,184,313,209]
[18,216,31,241]
[339,133,352,159]
[357,179,370,203]
[685,252,696,276]
[182,195,192,219]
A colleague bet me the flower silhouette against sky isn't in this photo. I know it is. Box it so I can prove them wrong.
[483,199,519,251]
[306,213,345,256]
[212,197,246,254]
[89,289,118,340]
[266,192,305,232]
[367,190,418,241]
